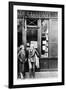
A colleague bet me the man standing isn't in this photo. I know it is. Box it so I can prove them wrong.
[28,44,39,78]
[18,45,26,79]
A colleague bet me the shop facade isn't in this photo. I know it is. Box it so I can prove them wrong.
[17,10,58,71]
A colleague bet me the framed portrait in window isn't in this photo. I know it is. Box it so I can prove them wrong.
[9,1,64,88]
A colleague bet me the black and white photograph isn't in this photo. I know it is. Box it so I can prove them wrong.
[9,2,64,88]
[17,10,58,79]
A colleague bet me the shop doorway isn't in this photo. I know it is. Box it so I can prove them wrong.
[26,27,38,48]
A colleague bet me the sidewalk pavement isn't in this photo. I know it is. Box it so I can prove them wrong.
[25,71,58,79]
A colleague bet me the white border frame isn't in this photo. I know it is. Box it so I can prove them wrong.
[13,5,62,85]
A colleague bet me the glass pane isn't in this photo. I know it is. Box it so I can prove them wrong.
[48,19,58,57]
[49,43,58,57]
[27,29,38,43]
[49,19,58,43]
[27,18,37,25]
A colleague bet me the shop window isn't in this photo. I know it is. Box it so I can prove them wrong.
[41,19,58,58]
